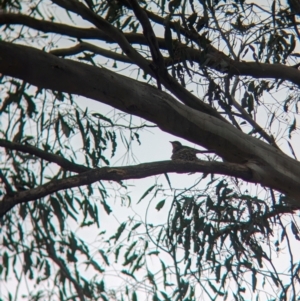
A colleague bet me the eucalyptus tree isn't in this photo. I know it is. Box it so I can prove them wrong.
[0,0,300,300]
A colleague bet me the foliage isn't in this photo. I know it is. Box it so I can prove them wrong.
[0,0,300,300]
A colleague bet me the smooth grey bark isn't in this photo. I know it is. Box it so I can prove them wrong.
[0,41,299,205]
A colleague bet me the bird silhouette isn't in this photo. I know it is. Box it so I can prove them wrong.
[170,141,213,161]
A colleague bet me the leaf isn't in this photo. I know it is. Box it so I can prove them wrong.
[115,245,123,262]
[98,280,105,292]
[19,203,28,220]
[89,259,105,273]
[101,199,112,215]
[121,269,137,280]
[121,16,132,30]
[270,273,279,287]
[60,115,72,138]
[147,270,157,289]
[156,199,165,211]
[64,192,78,215]
[24,250,33,275]
[247,94,254,114]
[252,269,257,292]
[283,96,292,112]
[124,241,138,259]
[3,251,9,277]
[50,196,65,232]
[160,260,167,288]
[131,222,142,231]
[269,112,275,128]
[23,93,37,117]
[291,221,300,240]
[208,281,224,296]
[99,249,110,265]
[115,222,126,242]
[164,173,172,189]
[92,113,114,125]
[137,184,156,204]
[215,265,221,282]
[76,109,86,141]
[288,118,296,139]
[133,132,141,145]
[248,81,255,92]
[44,260,51,279]
[132,291,138,301]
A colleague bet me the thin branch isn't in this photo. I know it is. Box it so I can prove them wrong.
[224,77,279,149]
[208,3,238,60]
[0,139,90,173]
[0,169,14,196]
[50,42,132,63]
[0,13,156,45]
[0,13,108,39]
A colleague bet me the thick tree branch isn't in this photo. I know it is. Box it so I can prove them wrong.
[0,139,90,173]
[50,0,226,121]
[0,160,255,216]
[52,0,153,73]
[0,41,300,204]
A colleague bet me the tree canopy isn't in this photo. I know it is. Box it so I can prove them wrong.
[0,0,300,300]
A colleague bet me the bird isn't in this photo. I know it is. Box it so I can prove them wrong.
[170,141,214,161]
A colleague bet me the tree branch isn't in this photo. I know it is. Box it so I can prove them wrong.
[0,160,255,216]
[0,169,14,196]
[224,77,278,148]
[52,0,153,73]
[0,41,300,204]
[50,0,226,121]
[0,139,90,173]
[0,13,109,39]
[0,13,155,45]
[127,0,165,88]
[50,42,132,63]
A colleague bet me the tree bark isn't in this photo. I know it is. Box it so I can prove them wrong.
[0,41,299,205]
[0,160,253,216]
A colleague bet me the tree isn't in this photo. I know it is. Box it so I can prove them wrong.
[0,0,300,300]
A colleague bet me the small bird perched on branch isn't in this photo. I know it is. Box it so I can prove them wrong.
[170,141,214,161]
